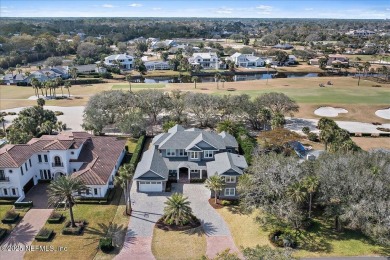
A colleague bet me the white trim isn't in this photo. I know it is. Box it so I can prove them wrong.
[204,150,214,158]
[189,152,199,159]
[224,188,235,196]
[166,149,176,157]
[224,176,236,183]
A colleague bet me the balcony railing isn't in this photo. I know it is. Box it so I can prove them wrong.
[0,177,10,182]
[52,163,64,167]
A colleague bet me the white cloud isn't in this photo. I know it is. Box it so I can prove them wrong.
[102,4,115,8]
[256,5,272,11]
[305,8,314,11]
[152,7,162,10]
[215,7,233,14]
[129,3,142,7]
[257,11,271,15]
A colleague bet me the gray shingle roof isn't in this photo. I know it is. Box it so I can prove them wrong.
[134,148,168,180]
[206,152,248,176]
[218,131,238,148]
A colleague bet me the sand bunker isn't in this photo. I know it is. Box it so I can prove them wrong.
[314,107,348,117]
[375,108,390,120]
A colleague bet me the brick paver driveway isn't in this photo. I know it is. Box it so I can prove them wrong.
[0,183,53,259]
[183,184,241,258]
[115,183,170,260]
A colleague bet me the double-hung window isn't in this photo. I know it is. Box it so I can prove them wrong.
[204,151,214,158]
[225,176,236,183]
[166,149,176,157]
[38,154,42,163]
[190,152,199,159]
[178,149,187,157]
[224,188,235,196]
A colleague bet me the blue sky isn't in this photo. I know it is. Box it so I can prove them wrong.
[1,0,389,19]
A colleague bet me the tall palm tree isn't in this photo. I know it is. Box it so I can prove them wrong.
[48,176,88,228]
[55,77,64,97]
[287,182,307,204]
[125,74,132,92]
[363,62,371,77]
[319,128,334,151]
[191,76,199,89]
[265,63,272,85]
[114,164,135,215]
[214,73,221,89]
[30,77,40,97]
[64,81,72,97]
[70,67,78,82]
[205,175,225,204]
[0,116,6,137]
[303,176,319,218]
[258,108,272,130]
[163,193,194,226]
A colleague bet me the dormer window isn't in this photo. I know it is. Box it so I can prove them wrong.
[166,149,176,157]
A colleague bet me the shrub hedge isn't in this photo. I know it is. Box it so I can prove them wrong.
[129,135,146,167]
[0,228,7,242]
[65,79,103,85]
[62,220,87,235]
[35,228,54,242]
[47,212,64,224]
[99,237,114,253]
[1,211,20,224]
[14,201,33,208]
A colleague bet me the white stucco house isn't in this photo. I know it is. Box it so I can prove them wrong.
[227,52,265,67]
[0,132,126,200]
[104,54,134,70]
[188,52,220,70]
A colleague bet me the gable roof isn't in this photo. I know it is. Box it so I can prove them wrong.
[219,131,238,148]
[134,148,168,180]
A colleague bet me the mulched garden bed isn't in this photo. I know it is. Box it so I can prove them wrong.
[208,198,224,209]
[156,216,201,231]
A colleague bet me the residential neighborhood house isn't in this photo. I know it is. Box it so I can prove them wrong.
[188,52,225,70]
[103,54,134,70]
[0,132,126,200]
[227,52,265,67]
[134,125,248,198]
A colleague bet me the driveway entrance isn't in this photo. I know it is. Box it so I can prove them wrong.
[23,183,51,209]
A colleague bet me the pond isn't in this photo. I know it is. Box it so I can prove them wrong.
[140,72,320,83]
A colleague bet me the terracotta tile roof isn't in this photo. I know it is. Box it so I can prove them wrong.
[71,136,126,185]
[0,132,126,186]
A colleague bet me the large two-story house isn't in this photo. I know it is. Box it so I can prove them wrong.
[0,132,126,200]
[188,52,221,70]
[228,52,265,67]
[104,54,134,70]
[134,125,248,199]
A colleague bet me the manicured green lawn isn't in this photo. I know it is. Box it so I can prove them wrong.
[112,83,166,89]
[25,187,129,260]
[217,206,389,258]
[125,138,138,153]
[152,227,206,260]
[0,204,14,230]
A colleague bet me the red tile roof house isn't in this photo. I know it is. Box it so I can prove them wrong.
[0,132,126,201]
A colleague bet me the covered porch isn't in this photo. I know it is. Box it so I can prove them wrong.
[177,162,207,182]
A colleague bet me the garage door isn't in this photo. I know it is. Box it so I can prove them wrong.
[139,181,163,192]
[23,178,34,194]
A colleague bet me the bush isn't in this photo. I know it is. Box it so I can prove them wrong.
[236,128,256,164]
[220,199,239,206]
[1,210,20,224]
[65,79,103,85]
[269,229,297,248]
[99,237,114,253]
[62,220,87,235]
[190,178,206,183]
[129,135,146,167]
[0,228,7,242]
[54,111,64,116]
[99,72,113,79]
[16,82,29,86]
[14,201,33,208]
[35,228,54,242]
[307,132,319,142]
[302,126,310,135]
[7,112,17,115]
[372,84,382,87]
[47,212,64,224]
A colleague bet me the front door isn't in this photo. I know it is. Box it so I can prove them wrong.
[178,167,189,180]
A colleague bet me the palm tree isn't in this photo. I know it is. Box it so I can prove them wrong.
[287,182,307,204]
[265,63,272,85]
[64,81,72,97]
[16,64,22,74]
[125,74,132,92]
[258,108,272,130]
[0,116,6,137]
[114,164,135,215]
[163,193,194,226]
[70,67,78,82]
[217,120,239,136]
[363,62,371,77]
[319,128,334,151]
[7,67,15,76]
[191,76,199,89]
[303,176,319,218]
[47,176,88,228]
[214,73,222,89]
[205,175,225,204]
[221,76,226,88]
[37,98,45,107]
[30,77,40,98]
[55,77,64,97]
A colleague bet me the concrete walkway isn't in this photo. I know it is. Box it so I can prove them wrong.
[183,184,241,258]
[115,184,168,260]
[0,209,52,260]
